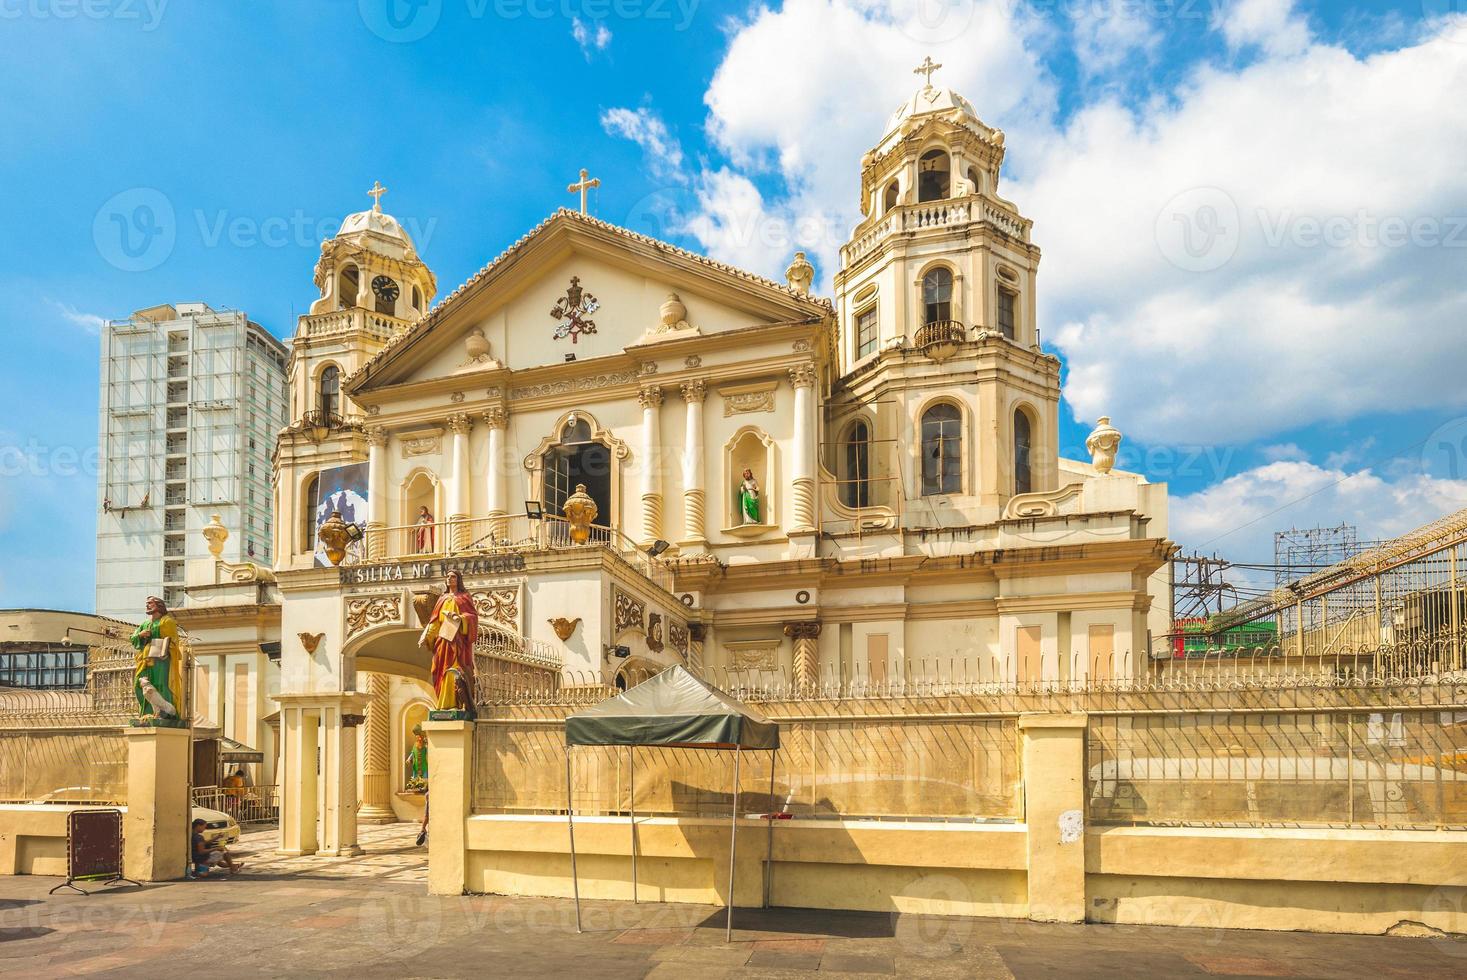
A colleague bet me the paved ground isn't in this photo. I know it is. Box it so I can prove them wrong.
[2,822,1465,978]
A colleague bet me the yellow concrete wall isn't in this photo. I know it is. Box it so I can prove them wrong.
[0,804,75,875]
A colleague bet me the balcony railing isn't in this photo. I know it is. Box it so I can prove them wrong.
[840,196,1034,266]
[913,319,967,355]
[299,307,413,343]
[345,514,674,592]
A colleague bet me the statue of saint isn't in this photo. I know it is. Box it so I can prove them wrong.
[129,596,184,722]
[405,723,428,789]
[421,571,478,716]
[413,505,435,554]
[739,468,761,524]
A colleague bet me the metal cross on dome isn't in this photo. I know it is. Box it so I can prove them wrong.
[367,180,387,212]
[914,56,942,88]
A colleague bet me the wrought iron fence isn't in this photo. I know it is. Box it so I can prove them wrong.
[1087,709,1467,831]
[0,729,129,804]
[192,784,280,824]
[472,711,1019,823]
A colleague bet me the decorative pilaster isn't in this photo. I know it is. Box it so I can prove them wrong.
[357,672,394,824]
[638,386,664,543]
[788,365,818,532]
[365,426,388,560]
[483,408,508,538]
[784,621,821,691]
[680,380,707,547]
[447,413,472,551]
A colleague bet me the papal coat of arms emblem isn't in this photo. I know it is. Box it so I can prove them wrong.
[550,276,599,343]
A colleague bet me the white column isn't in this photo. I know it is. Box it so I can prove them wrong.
[447,413,472,551]
[319,700,364,857]
[789,364,818,532]
[680,380,706,547]
[638,385,664,544]
[483,408,507,537]
[366,426,388,559]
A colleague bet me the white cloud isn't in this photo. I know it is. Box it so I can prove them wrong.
[688,2,1467,451]
[571,17,611,59]
[1171,460,1467,567]
[51,300,103,335]
[1217,0,1310,57]
[1260,443,1306,462]
[600,107,685,182]
[1070,3,1162,76]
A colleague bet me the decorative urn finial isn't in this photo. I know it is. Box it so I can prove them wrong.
[659,292,689,332]
[785,251,814,295]
[464,327,491,361]
[317,510,353,565]
[1086,416,1123,475]
[203,513,229,559]
[562,484,598,544]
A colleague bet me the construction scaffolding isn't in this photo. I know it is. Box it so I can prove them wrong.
[1195,508,1467,677]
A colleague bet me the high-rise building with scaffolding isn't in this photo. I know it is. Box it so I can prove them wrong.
[96,303,287,618]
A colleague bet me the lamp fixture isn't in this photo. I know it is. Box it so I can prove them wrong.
[646,539,671,558]
[525,500,544,520]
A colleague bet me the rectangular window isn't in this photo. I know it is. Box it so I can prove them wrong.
[856,306,878,358]
[997,287,1017,340]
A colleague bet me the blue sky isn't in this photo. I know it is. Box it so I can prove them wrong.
[1,0,1465,612]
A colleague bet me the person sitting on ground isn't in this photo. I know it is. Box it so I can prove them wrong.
[191,818,243,876]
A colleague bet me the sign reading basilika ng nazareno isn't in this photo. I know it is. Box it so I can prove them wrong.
[340,554,527,585]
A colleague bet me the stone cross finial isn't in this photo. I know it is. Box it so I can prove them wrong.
[567,168,601,215]
[914,56,942,88]
[367,180,387,212]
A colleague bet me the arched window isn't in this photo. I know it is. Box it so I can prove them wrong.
[411,285,423,312]
[318,365,340,419]
[922,268,953,325]
[1014,409,1033,495]
[966,166,981,195]
[920,404,962,496]
[300,473,319,552]
[336,265,359,311]
[883,180,899,213]
[842,420,871,508]
[918,149,950,202]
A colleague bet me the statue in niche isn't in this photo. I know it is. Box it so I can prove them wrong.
[405,723,428,790]
[738,468,761,524]
[413,505,435,554]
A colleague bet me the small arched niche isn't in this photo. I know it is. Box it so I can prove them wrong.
[883,180,899,213]
[400,701,430,791]
[723,427,776,534]
[402,470,441,555]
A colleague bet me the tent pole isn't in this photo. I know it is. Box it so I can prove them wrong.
[566,751,581,933]
[763,748,776,909]
[727,746,741,943]
[629,744,637,904]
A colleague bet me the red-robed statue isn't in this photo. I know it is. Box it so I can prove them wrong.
[421,571,478,716]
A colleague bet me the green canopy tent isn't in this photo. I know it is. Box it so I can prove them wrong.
[563,665,780,940]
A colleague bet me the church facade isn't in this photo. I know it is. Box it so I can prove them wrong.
[266,71,1172,854]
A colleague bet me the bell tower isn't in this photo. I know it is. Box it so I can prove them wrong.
[830,60,1060,519]
[275,183,438,567]
[289,182,437,424]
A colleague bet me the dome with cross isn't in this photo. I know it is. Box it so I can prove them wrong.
[336,180,415,248]
[885,57,989,140]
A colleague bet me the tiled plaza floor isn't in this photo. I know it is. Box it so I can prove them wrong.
[2,821,1464,978]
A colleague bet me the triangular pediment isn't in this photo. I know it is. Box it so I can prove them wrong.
[346,210,830,393]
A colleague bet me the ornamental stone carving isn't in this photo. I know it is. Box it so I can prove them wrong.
[482,407,507,430]
[447,413,472,434]
[548,617,582,641]
[727,640,779,671]
[680,379,706,403]
[647,613,665,653]
[346,593,401,638]
[788,364,817,389]
[637,386,664,409]
[684,355,702,369]
[658,292,690,332]
[720,383,776,417]
[613,588,645,635]
[366,426,389,447]
[510,371,637,401]
[471,588,519,630]
[401,431,441,457]
[668,621,688,657]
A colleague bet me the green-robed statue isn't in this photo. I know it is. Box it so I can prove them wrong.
[130,596,185,722]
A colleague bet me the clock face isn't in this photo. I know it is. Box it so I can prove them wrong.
[371,275,400,303]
